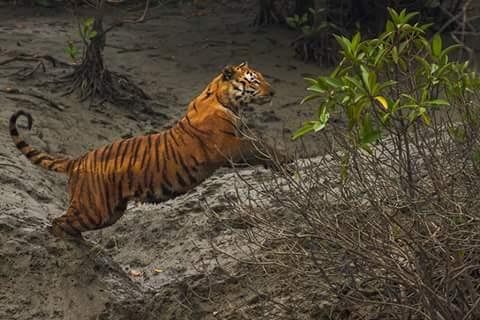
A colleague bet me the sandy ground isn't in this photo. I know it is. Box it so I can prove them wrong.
[0,1,328,319]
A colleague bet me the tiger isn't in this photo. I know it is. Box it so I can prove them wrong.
[9,62,289,240]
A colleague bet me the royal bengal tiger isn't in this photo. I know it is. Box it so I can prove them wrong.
[9,62,289,240]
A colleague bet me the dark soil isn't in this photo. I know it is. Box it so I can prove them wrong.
[0,1,328,319]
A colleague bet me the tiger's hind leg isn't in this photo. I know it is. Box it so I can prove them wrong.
[50,205,100,241]
[50,200,127,241]
[100,200,127,228]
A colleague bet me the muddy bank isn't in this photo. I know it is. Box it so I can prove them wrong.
[0,1,327,319]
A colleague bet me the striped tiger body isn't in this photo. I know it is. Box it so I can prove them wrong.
[9,62,285,240]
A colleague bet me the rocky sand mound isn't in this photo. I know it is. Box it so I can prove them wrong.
[0,1,326,319]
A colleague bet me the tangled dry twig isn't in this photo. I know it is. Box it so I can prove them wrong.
[204,97,480,319]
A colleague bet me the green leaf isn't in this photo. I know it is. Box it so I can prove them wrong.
[404,11,419,24]
[377,80,397,91]
[64,42,79,61]
[386,20,394,33]
[320,76,343,89]
[398,40,409,55]
[360,65,371,93]
[341,95,351,105]
[351,32,361,52]
[392,46,399,64]
[307,82,327,94]
[304,77,318,85]
[84,17,95,27]
[400,94,417,104]
[359,113,381,146]
[373,46,386,66]
[420,23,433,32]
[435,63,452,77]
[344,76,364,92]
[425,99,449,107]
[432,33,442,58]
[388,8,400,23]
[81,25,88,37]
[301,94,322,104]
[292,122,314,140]
[415,56,430,70]
[398,58,408,72]
[439,44,463,61]
[316,107,330,131]
[346,98,367,129]
[407,109,421,122]
[313,120,326,132]
[421,112,431,126]
[88,30,97,39]
[335,35,353,59]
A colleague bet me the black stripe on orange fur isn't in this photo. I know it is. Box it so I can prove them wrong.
[9,110,71,173]
[16,64,280,239]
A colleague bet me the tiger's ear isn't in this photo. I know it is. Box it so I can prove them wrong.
[222,65,236,80]
[238,61,248,68]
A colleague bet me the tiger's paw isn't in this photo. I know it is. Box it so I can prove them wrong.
[48,224,84,243]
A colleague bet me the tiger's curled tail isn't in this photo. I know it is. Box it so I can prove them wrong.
[9,110,71,173]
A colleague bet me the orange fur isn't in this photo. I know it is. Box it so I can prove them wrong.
[9,63,285,239]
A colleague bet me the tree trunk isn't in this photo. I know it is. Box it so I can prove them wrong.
[62,0,148,105]
[78,12,112,100]
[254,0,281,25]
[312,0,327,27]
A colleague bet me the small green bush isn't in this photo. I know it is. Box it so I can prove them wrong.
[210,8,480,319]
[64,17,97,63]
[294,7,480,196]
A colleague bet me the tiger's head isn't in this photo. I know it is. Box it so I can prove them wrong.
[216,62,274,109]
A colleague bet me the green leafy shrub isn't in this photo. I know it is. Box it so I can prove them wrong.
[64,41,79,62]
[79,17,98,43]
[64,17,97,63]
[210,8,480,320]
[294,7,480,196]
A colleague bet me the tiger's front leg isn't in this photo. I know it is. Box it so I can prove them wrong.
[234,137,293,172]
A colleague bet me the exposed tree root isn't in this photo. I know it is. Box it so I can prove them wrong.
[0,53,71,68]
[1,0,152,106]
[0,53,73,79]
[0,51,148,106]
[291,32,340,66]
[59,54,150,105]
[58,7,150,106]
[1,87,66,111]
